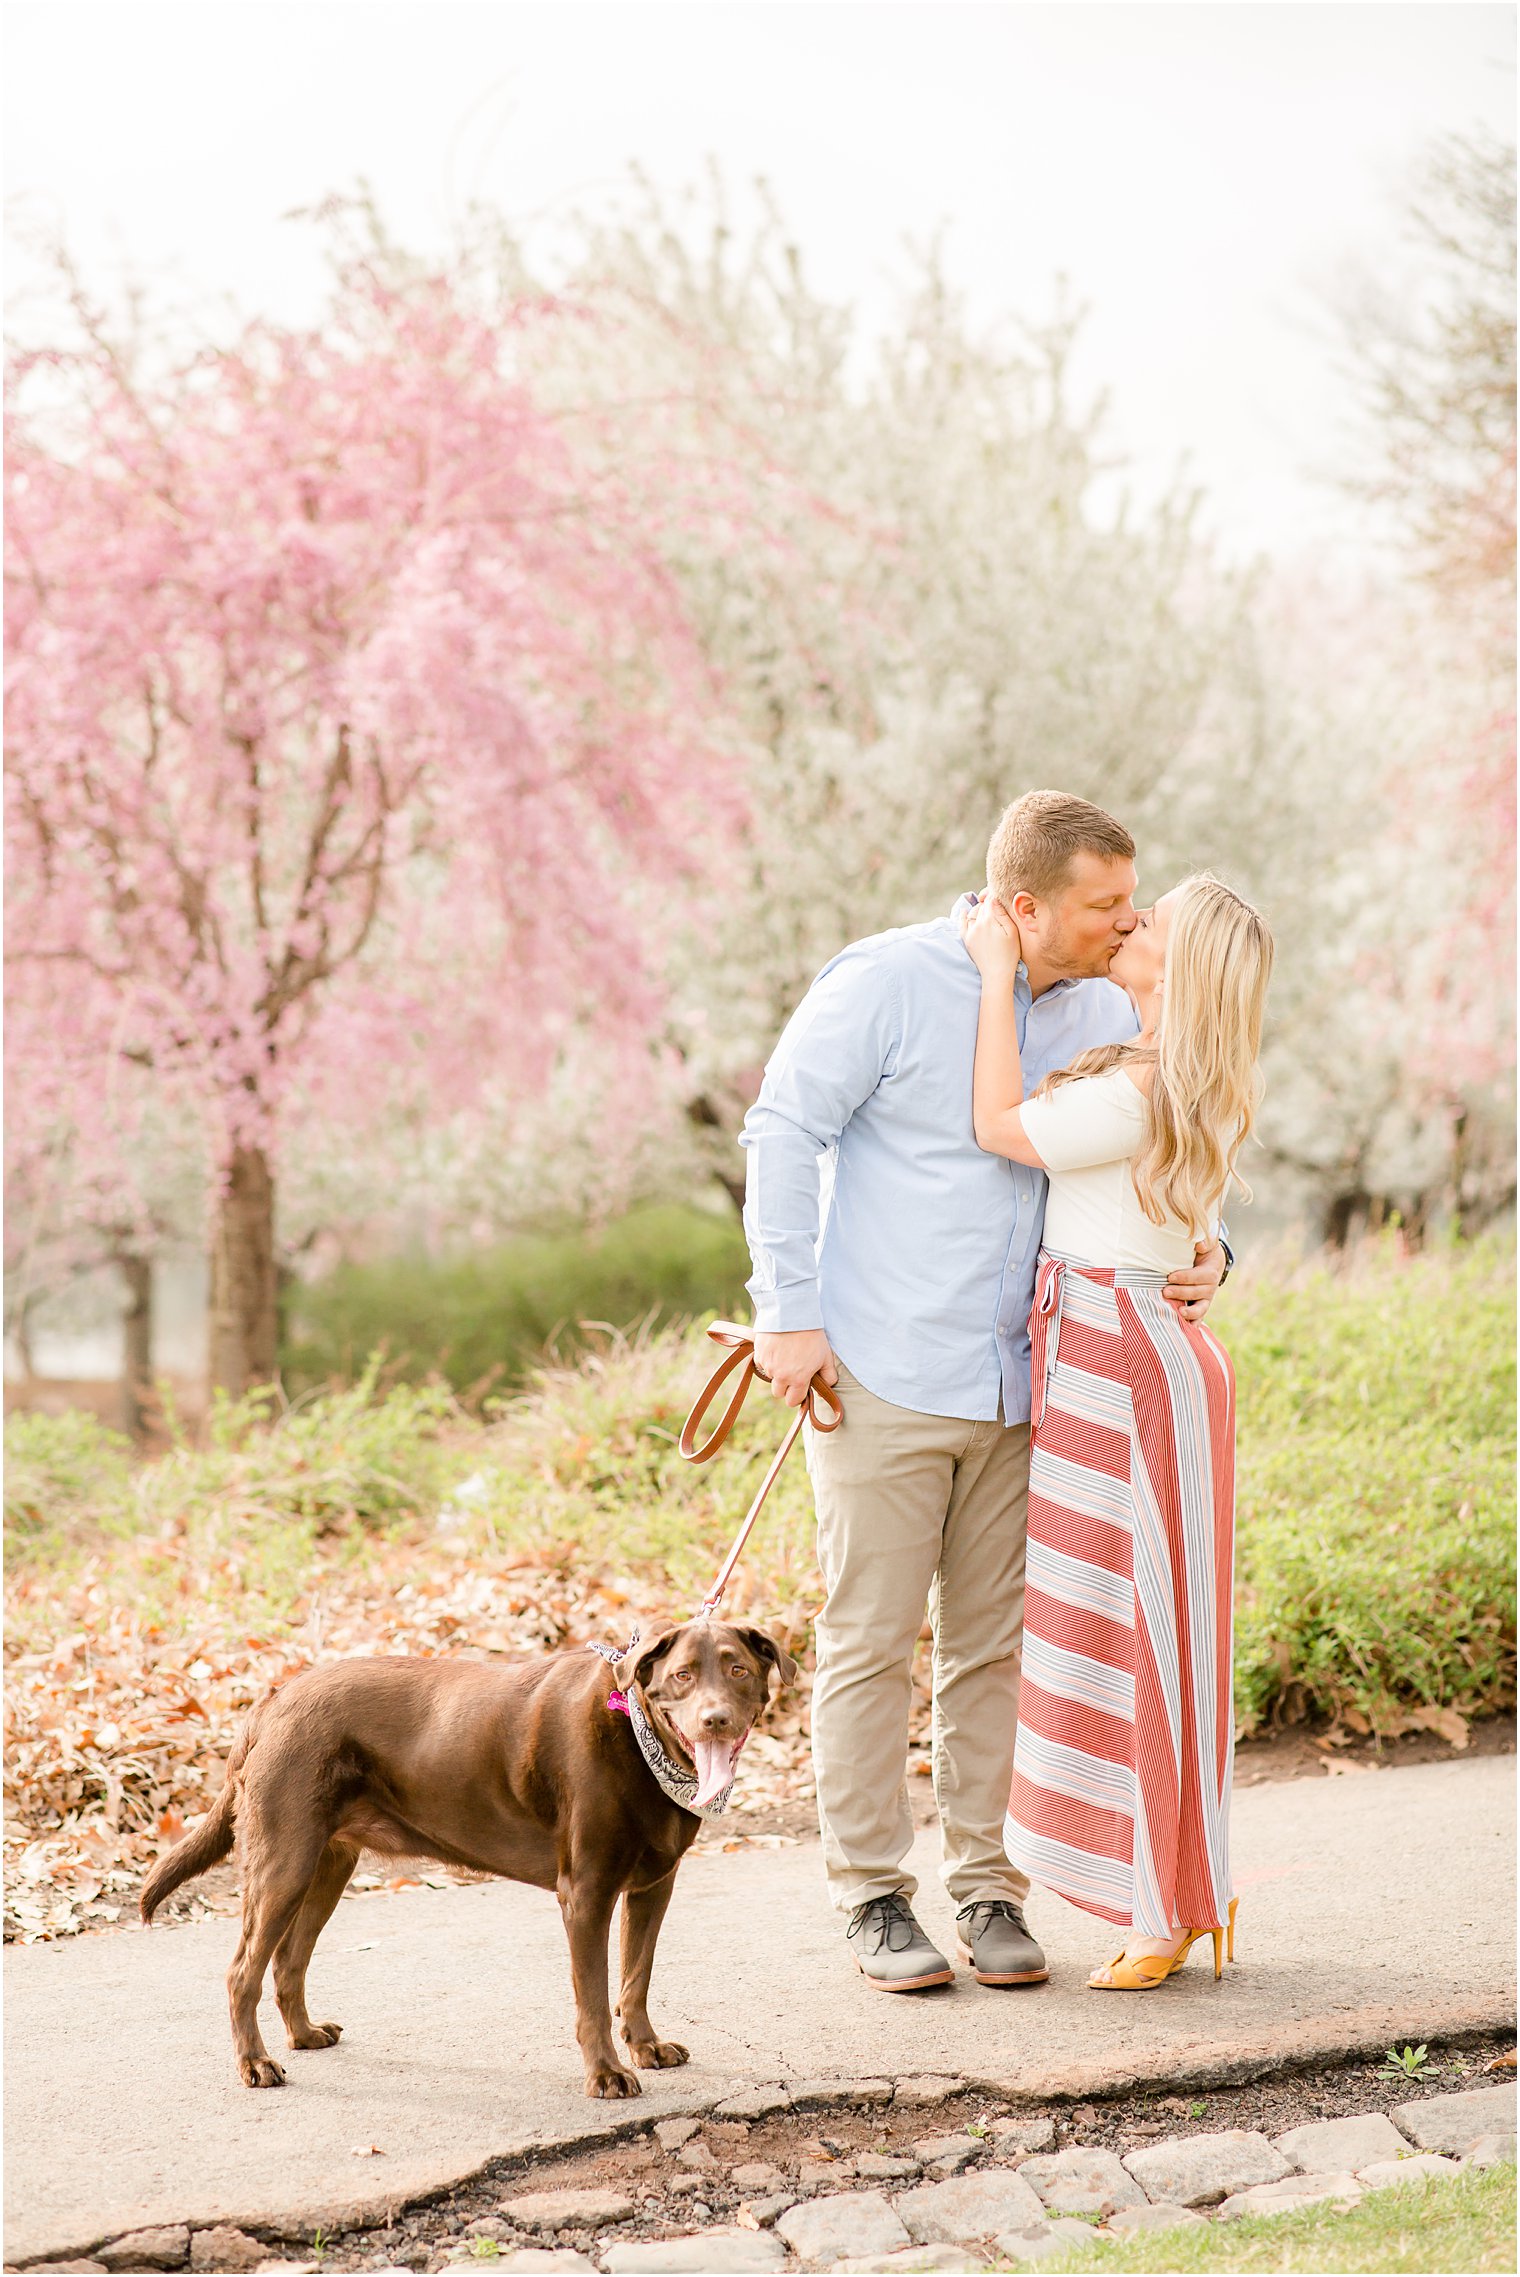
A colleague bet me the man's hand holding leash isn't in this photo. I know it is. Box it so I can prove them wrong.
[754,1326,839,1408]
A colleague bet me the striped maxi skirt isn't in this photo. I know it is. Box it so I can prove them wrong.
[1004,1252,1236,1938]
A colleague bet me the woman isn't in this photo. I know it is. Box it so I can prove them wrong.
[960,872,1272,1990]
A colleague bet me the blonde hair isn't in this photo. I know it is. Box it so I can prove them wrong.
[986,790,1135,906]
[1041,873,1274,1238]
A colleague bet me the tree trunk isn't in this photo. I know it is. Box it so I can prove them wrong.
[685,1093,749,1219]
[117,1252,153,1442]
[9,1294,37,1385]
[209,1145,280,1396]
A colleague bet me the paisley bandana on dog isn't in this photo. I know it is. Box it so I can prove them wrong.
[589,1633,737,1821]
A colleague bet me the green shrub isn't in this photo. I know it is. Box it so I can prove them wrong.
[4,1360,463,1570]
[281,1202,752,1394]
[3,1407,134,1541]
[6,1234,1514,1736]
[1226,1235,1515,1734]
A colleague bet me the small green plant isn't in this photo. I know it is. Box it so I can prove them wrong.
[1189,2100,1208,2118]
[469,2241,501,2258]
[309,2230,328,2261]
[1382,2043,1437,2080]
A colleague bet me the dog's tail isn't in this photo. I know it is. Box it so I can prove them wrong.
[139,1711,257,1923]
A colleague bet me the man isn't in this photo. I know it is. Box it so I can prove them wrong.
[739,790,1227,1991]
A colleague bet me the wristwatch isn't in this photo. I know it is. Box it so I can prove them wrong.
[1218,1235,1235,1285]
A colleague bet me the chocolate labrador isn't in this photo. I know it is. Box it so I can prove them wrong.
[140,1619,795,2097]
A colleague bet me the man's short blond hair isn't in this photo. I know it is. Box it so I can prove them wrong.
[986,790,1135,907]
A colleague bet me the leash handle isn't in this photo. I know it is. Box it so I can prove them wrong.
[679,1321,843,1618]
[678,1320,843,1461]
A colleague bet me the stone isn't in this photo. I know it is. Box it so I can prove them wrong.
[913,2133,985,2174]
[190,2233,267,2274]
[852,2154,922,2181]
[655,2118,701,2151]
[730,2162,784,2190]
[992,2226,1095,2266]
[894,2168,1049,2245]
[740,2194,798,2226]
[1105,2202,1205,2235]
[464,2219,513,2242]
[796,2158,844,2188]
[714,2085,792,2121]
[23,2265,108,2275]
[676,2140,715,2168]
[835,2077,897,2106]
[668,2174,708,2196]
[601,2231,785,2274]
[1393,2083,1518,2156]
[1464,2133,1518,2169]
[987,2116,1056,2154]
[496,2259,597,2275]
[1218,2172,1362,2219]
[787,2077,872,2109]
[833,2253,986,2275]
[1123,2129,1292,2207]
[1356,2154,1465,2189]
[777,2191,912,2263]
[99,2230,191,2270]
[894,2076,965,2107]
[1274,2111,1407,2173]
[1018,2148,1145,2217]
[497,2191,636,2233]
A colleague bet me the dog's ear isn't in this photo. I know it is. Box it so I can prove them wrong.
[729,1625,799,1688]
[615,1625,686,1692]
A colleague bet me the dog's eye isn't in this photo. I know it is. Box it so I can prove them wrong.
[671,1667,694,1684]
[726,1661,753,1682]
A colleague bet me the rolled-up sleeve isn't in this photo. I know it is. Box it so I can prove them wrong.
[738,944,900,1332]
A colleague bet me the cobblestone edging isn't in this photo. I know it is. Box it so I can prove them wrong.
[15,2078,1514,2276]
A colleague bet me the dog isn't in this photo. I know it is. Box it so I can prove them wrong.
[139,1618,796,2097]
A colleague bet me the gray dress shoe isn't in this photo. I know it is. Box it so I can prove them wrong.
[847,1892,954,1992]
[956,1899,1049,1985]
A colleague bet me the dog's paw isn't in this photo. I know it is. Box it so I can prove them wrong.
[626,2038,690,2070]
[585,2062,642,2099]
[239,2055,287,2088]
[288,2021,343,2049]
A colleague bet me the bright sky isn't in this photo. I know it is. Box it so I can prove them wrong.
[5,1,1514,567]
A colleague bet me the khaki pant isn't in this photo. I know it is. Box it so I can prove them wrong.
[805,1360,1031,1914]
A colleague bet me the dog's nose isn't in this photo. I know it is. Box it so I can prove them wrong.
[699,1705,735,1734]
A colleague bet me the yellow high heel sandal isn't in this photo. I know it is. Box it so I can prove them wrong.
[1087,1898,1238,1991]
[1168,1895,1241,1981]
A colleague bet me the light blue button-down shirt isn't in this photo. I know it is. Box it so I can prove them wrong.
[738,894,1139,1422]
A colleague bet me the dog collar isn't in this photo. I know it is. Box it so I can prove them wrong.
[589,1636,736,1820]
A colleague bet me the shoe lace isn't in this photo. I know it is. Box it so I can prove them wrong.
[847,1892,922,1956]
[956,1899,1028,1935]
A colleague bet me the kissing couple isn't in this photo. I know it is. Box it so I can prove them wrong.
[740,788,1273,1994]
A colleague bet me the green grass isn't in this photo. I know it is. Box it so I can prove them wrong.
[1039,2161,1516,2273]
[281,1201,752,1396]
[5,1236,1514,1736]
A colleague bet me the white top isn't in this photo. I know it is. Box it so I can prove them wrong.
[1020,1066,1211,1272]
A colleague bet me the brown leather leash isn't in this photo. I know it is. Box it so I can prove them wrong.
[679,1319,844,1618]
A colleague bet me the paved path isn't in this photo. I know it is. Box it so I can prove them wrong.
[5,1755,1514,2265]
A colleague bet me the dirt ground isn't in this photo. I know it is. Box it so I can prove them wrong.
[294,2035,1518,2269]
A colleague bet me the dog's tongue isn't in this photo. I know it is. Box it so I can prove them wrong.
[691,1736,741,1808]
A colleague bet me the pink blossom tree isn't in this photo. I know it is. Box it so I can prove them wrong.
[6,234,745,1392]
